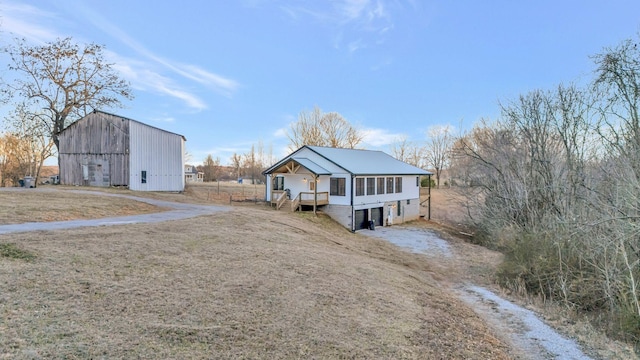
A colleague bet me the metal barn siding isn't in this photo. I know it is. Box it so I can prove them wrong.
[59,112,130,186]
[128,121,185,192]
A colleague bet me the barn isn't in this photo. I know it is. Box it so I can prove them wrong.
[58,110,186,191]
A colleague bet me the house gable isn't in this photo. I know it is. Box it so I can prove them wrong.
[265,145,432,231]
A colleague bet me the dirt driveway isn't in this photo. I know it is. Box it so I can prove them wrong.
[362,225,593,360]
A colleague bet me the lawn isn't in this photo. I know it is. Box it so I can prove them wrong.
[0,189,511,359]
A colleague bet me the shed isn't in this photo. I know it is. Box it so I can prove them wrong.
[58,110,186,191]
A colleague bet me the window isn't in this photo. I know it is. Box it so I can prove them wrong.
[386,177,394,194]
[416,176,419,187]
[330,177,345,196]
[407,199,411,205]
[366,177,375,195]
[395,177,402,193]
[141,170,147,184]
[377,177,385,195]
[355,178,365,196]
[397,200,401,216]
[309,181,315,191]
[274,176,284,190]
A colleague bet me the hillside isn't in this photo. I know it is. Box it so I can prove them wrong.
[0,190,511,358]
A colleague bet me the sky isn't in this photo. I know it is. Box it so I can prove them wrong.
[1,0,640,165]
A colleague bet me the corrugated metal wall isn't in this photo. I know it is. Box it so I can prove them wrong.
[129,121,185,191]
[59,112,130,186]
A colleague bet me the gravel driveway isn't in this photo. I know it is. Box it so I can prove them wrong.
[361,225,592,360]
[0,189,229,235]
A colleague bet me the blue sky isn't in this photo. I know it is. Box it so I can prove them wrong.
[1,0,640,165]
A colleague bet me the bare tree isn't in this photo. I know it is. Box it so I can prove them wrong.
[4,107,56,187]
[2,37,133,159]
[424,125,453,187]
[287,106,363,150]
[230,153,242,181]
[242,145,258,184]
[390,136,425,168]
[0,132,30,186]
[201,154,220,182]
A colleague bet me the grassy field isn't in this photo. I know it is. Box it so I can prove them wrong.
[0,189,163,225]
[0,188,513,359]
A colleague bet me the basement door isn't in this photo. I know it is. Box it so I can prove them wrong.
[354,209,369,230]
[370,207,384,227]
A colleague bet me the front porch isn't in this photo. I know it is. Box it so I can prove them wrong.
[271,190,329,211]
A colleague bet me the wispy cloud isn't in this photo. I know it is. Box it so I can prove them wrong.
[109,52,208,111]
[1,0,239,111]
[0,2,61,43]
[273,127,288,138]
[278,0,394,54]
[74,3,240,100]
[361,127,406,147]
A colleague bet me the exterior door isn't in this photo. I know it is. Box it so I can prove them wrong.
[88,159,110,187]
[355,209,369,230]
[371,207,383,227]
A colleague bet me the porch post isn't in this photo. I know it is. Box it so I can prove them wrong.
[313,175,318,215]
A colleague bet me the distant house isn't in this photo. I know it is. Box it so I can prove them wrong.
[185,164,204,182]
[58,110,186,191]
[263,145,432,231]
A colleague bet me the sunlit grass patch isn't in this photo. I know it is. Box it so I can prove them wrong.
[0,243,36,261]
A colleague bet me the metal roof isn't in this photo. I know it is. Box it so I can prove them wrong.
[264,145,432,176]
[291,157,332,175]
[307,146,431,175]
[88,110,187,141]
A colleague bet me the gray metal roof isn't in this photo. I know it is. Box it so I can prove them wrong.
[291,157,332,175]
[307,146,431,175]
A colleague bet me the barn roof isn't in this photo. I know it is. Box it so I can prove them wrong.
[65,110,187,141]
[264,145,431,176]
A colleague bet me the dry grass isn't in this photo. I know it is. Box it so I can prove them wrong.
[0,189,163,225]
[0,202,512,359]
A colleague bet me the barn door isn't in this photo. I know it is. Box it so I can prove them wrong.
[88,159,110,187]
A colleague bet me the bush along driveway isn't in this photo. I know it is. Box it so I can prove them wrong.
[362,225,594,360]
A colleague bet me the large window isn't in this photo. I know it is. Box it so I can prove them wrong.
[274,176,284,190]
[330,177,346,196]
[377,177,385,195]
[386,177,394,194]
[355,178,365,196]
[366,177,375,195]
[395,177,402,193]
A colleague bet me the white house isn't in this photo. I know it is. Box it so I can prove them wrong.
[263,145,432,231]
[58,110,186,192]
[185,164,204,182]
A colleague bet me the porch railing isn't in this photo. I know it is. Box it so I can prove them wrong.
[275,191,287,210]
[291,194,301,212]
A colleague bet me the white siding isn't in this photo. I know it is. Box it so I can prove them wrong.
[265,174,273,201]
[324,173,352,206]
[352,175,418,206]
[129,121,185,191]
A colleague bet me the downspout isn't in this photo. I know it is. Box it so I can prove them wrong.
[350,174,355,232]
[428,174,432,220]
